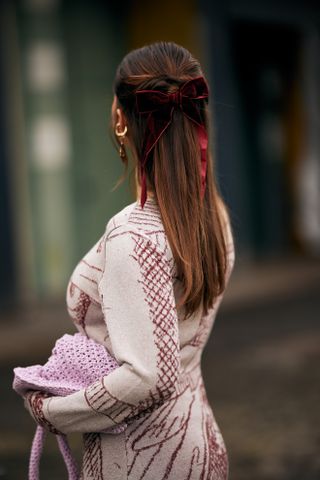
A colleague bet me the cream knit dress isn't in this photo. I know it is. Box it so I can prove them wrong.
[30,194,235,480]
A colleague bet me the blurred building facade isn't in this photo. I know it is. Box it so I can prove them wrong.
[0,0,319,307]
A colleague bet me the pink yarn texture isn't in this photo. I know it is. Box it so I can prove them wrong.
[12,332,127,479]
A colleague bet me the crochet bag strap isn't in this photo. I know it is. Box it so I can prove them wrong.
[29,426,79,480]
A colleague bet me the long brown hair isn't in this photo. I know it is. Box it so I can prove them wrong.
[111,41,231,321]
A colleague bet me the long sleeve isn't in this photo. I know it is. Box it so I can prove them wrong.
[39,226,181,434]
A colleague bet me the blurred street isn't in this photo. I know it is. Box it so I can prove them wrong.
[1,257,319,479]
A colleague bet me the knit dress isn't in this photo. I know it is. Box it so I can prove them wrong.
[29,194,235,480]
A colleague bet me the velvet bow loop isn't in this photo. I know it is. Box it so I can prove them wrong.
[135,76,209,118]
[136,90,175,115]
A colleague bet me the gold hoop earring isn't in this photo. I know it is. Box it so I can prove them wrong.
[115,123,127,137]
[115,123,128,159]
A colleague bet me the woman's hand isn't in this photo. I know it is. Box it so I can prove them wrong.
[23,390,62,434]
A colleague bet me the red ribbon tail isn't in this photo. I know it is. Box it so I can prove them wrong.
[140,165,147,209]
[197,125,208,200]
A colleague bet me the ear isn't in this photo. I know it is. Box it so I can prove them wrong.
[116,107,127,131]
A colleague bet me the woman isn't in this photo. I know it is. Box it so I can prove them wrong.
[25,41,235,479]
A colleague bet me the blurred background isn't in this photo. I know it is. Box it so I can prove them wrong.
[0,0,320,478]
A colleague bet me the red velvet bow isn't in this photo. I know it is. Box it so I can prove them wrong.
[135,76,209,208]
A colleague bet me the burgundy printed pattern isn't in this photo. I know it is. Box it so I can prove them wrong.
[132,235,180,398]
[84,380,167,425]
[67,284,92,331]
[124,369,201,480]
[205,414,229,480]
[84,233,180,425]
[64,197,235,479]
[200,378,229,479]
[27,391,61,435]
[122,371,228,480]
[127,201,175,257]
[129,202,164,231]
[82,432,103,480]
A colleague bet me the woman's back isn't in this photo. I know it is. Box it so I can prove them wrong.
[55,194,235,479]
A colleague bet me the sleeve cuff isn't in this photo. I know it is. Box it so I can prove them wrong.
[25,392,62,435]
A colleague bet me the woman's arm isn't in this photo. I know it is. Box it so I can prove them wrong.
[26,227,181,434]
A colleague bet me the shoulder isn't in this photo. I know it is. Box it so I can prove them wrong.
[104,199,172,262]
[104,201,137,237]
[98,216,173,292]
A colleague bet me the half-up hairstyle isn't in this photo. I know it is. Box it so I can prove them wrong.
[111,41,232,321]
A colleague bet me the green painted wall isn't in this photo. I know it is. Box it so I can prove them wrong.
[15,0,128,298]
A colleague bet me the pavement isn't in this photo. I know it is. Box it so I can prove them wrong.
[0,256,319,479]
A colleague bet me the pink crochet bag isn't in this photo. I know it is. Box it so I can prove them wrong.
[12,332,127,480]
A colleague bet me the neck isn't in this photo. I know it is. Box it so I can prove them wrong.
[135,167,154,201]
[136,184,154,202]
